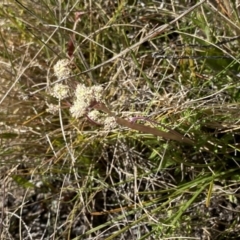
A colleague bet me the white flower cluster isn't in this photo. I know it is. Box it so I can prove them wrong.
[103,116,117,130]
[50,83,69,100]
[88,110,102,122]
[46,103,59,114]
[70,84,103,118]
[53,59,71,80]
[87,110,118,130]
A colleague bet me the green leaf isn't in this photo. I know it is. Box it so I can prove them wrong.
[12,175,35,188]
[0,132,18,138]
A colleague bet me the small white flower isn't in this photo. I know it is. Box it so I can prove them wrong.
[75,84,87,96]
[75,84,90,102]
[53,59,71,80]
[104,116,117,130]
[46,103,59,114]
[50,83,69,100]
[88,110,101,122]
[70,84,104,119]
[70,100,88,118]
[91,85,103,102]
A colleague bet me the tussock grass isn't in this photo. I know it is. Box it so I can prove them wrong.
[1,0,240,239]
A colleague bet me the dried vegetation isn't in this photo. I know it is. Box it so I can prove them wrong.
[1,0,240,239]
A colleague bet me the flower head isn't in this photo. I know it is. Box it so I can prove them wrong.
[46,103,59,114]
[88,110,102,122]
[104,116,118,130]
[50,83,69,100]
[70,84,104,118]
[53,59,71,80]
[70,100,89,118]
[90,85,103,102]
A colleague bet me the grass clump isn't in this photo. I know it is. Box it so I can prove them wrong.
[1,0,240,239]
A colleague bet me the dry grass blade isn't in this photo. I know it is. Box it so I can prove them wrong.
[80,0,207,75]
